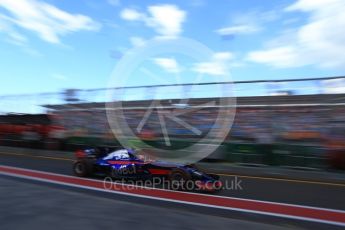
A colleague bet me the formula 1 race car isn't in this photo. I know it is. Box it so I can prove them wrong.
[73,148,222,192]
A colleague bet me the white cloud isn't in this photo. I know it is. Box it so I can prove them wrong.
[216,10,279,37]
[321,78,345,94]
[52,73,68,81]
[247,46,305,68]
[0,0,101,44]
[285,0,338,12]
[153,57,180,73]
[193,62,225,76]
[216,25,260,36]
[189,0,206,7]
[213,52,235,60]
[120,8,144,21]
[247,0,345,69]
[120,4,186,37]
[130,36,146,47]
[147,5,186,37]
[0,14,27,45]
[107,0,120,7]
[0,13,42,56]
[192,52,234,76]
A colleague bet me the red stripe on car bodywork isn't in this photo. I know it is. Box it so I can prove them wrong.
[148,168,170,175]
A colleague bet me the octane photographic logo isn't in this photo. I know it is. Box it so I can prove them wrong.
[103,176,243,192]
[106,37,236,164]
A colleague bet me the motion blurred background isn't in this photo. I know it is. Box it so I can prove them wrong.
[0,0,345,170]
[1,76,345,170]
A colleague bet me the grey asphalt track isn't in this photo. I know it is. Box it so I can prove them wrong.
[0,176,298,230]
[0,152,344,210]
[1,151,345,230]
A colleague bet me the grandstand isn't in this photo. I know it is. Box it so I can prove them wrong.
[2,76,345,169]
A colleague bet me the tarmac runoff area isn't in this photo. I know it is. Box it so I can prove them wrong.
[0,176,296,230]
[1,146,345,229]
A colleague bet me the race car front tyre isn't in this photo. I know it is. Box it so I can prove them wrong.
[73,160,93,177]
[207,173,220,180]
[168,168,194,191]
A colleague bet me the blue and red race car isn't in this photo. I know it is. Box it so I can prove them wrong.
[73,148,222,192]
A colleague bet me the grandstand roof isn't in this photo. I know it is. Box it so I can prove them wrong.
[43,93,345,111]
[0,114,51,124]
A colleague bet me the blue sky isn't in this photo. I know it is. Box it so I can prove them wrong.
[0,0,345,97]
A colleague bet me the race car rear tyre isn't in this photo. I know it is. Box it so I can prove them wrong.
[168,169,194,191]
[73,160,93,177]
